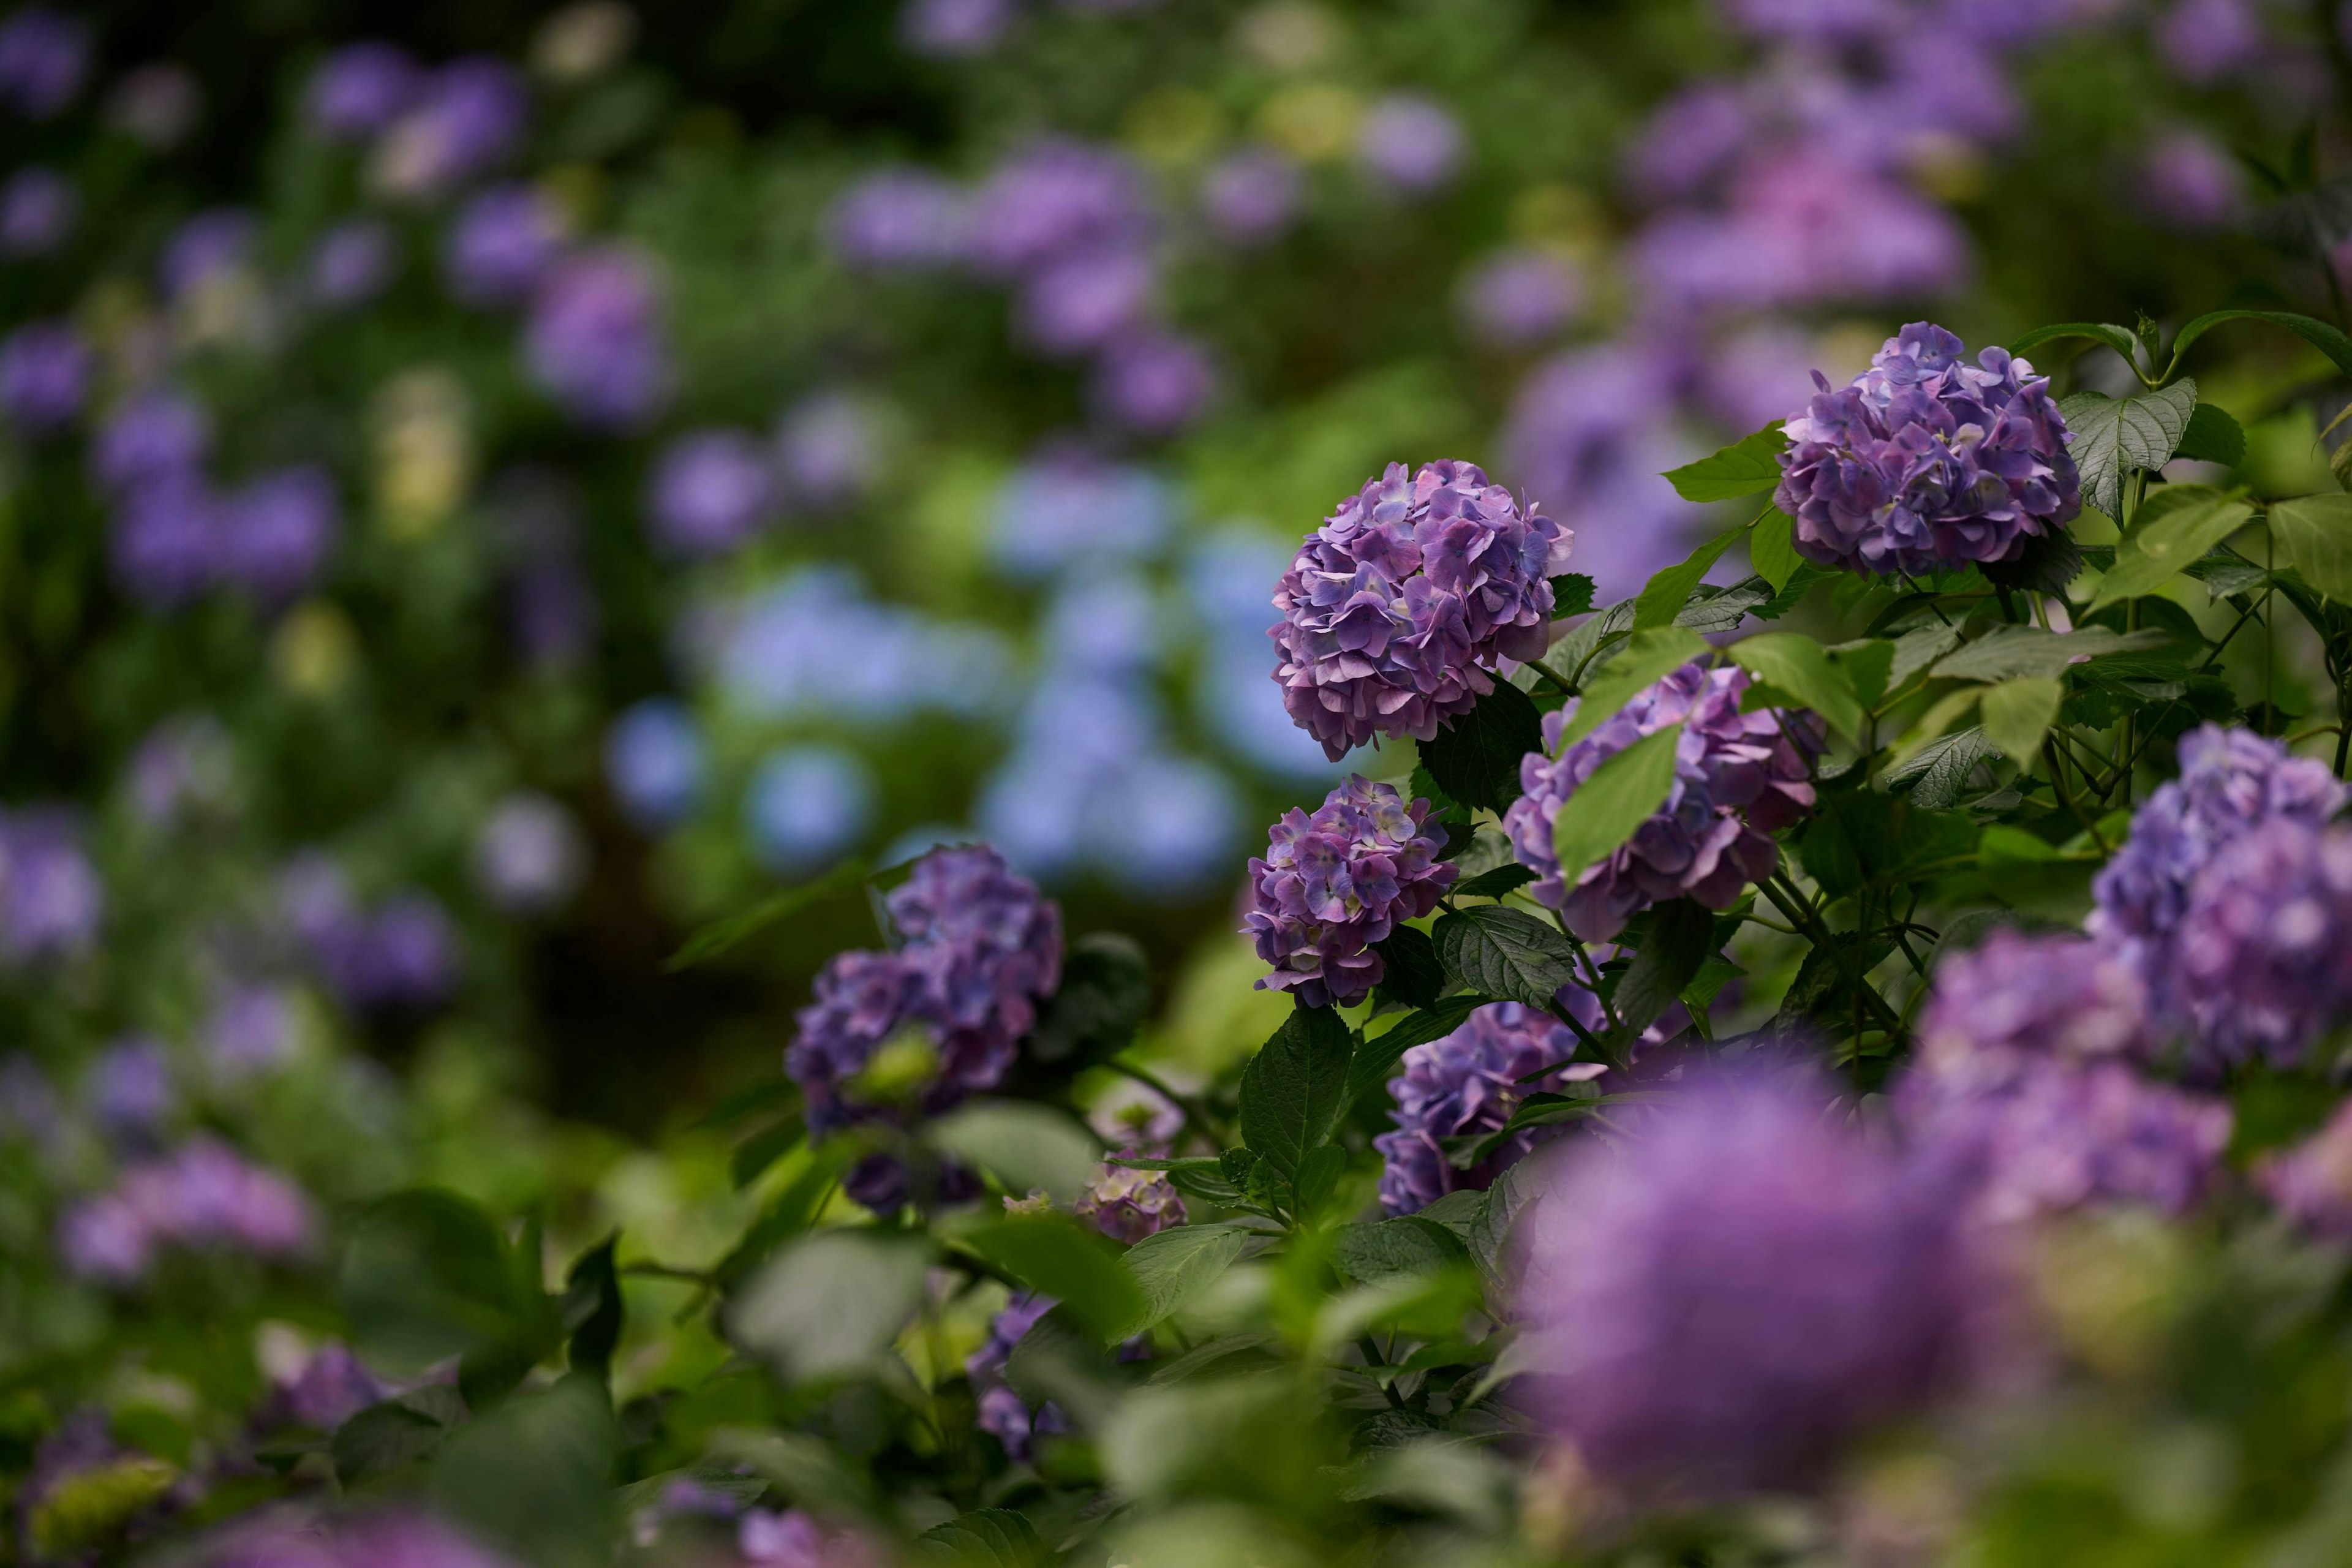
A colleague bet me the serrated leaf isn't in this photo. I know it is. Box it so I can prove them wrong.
[1886,622,1963,692]
[1633,527,1743,630]
[1420,680,1543,813]
[1885,726,1999,810]
[1548,573,1596,617]
[1370,924,1446,1009]
[1237,1006,1355,1178]
[1977,677,2063,766]
[1549,723,1684,892]
[1451,864,1537,900]
[2059,380,2199,518]
[1433,906,1578,1012]
[1118,1223,1254,1338]
[1662,421,1787,502]
[920,1509,1054,1568]
[1556,627,1707,747]
[930,1101,1103,1204]
[333,1391,463,1488]
[2089,485,2254,611]
[1980,530,2087,597]
[2269,494,2352,603]
[1330,1217,1472,1287]
[1607,898,1716,1042]
[967,1213,1148,1346]
[1749,508,1804,594]
[1673,576,1776,634]
[1542,598,1635,687]
[2176,403,2247,467]
[1347,996,1488,1107]
[1931,625,2173,682]
[1469,1160,1540,1281]
[1726,632,1865,741]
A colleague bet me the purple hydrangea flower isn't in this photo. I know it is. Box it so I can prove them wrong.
[885,843,1064,1046]
[91,391,208,497]
[1015,244,1156,358]
[1199,145,1302,246]
[268,1341,391,1432]
[443,183,566,307]
[1243,774,1455,1008]
[2260,1099,2352,1240]
[646,429,778,556]
[111,477,219,608]
[965,1292,1068,1461]
[0,810,101,963]
[1074,1153,1188,1242]
[61,1136,316,1283]
[2169,819,2352,1068]
[737,1510,886,1568]
[1272,460,1573,760]
[1774,322,2081,578]
[0,8,89,120]
[89,1037,174,1137]
[2157,0,2264,84]
[1630,82,1752,200]
[1459,249,1582,349]
[1091,331,1216,435]
[965,141,1154,280]
[992,450,1172,578]
[1901,932,2229,1221]
[900,0,1018,57]
[127,714,230,826]
[204,984,298,1075]
[305,42,420,138]
[2143,130,2244,230]
[1088,1080,1185,1152]
[158,208,257,301]
[218,466,339,601]
[775,392,880,510]
[2091,725,2348,1030]
[0,167,75,256]
[0,320,88,432]
[1375,1001,1605,1216]
[1515,1071,1990,1496]
[349,893,462,1012]
[473,792,586,913]
[825,169,972,271]
[1504,664,1819,942]
[373,58,529,199]
[1356,94,1466,195]
[308,220,394,307]
[524,249,670,429]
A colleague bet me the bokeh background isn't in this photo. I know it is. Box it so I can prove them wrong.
[0,0,2346,1363]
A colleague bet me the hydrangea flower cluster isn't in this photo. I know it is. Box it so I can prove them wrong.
[1504,664,1817,942]
[2092,725,2348,1039]
[1271,460,1570,760]
[1243,775,1455,1009]
[1517,1072,1989,1496]
[785,846,1062,1210]
[0,809,102,963]
[1074,1154,1188,1242]
[966,1292,1068,1463]
[524,249,671,430]
[2171,820,2352,1068]
[58,1137,316,1284]
[1374,1000,1605,1216]
[1773,323,2081,578]
[2260,1100,2352,1241]
[279,856,462,1014]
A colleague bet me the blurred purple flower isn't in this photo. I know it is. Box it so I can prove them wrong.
[62,1136,316,1282]
[219,467,339,602]
[900,0,1018,57]
[0,319,87,432]
[205,984,298,1075]
[443,183,566,306]
[1776,322,2080,578]
[1630,82,1751,200]
[0,810,101,963]
[1357,94,1466,195]
[307,220,394,307]
[966,1292,1068,1461]
[1272,460,1572,759]
[992,450,1172,578]
[1505,665,1819,942]
[1088,1080,1185,1151]
[268,1341,391,1432]
[1016,244,1156,358]
[474,793,586,914]
[1724,0,1902,42]
[158,208,257,300]
[2172,819,2352,1068]
[1075,1154,1188,1242]
[966,140,1155,279]
[111,477,219,608]
[1244,774,1455,1008]
[826,168,973,271]
[2142,130,2244,230]
[745,745,873,873]
[127,714,230,826]
[91,391,209,497]
[1516,1070,1991,1496]
[0,8,89,119]
[305,41,420,138]
[2261,1099,2352,1240]
[1376,1001,1605,1216]
[525,248,670,429]
[1199,145,1302,246]
[2157,0,2264,83]
[511,558,597,669]
[1917,930,2158,1074]
[89,1038,173,1138]
[646,429,778,556]
[1092,331,1216,435]
[374,57,529,198]
[353,894,462,1012]
[0,167,74,256]
[776,392,881,510]
[1459,249,1582,349]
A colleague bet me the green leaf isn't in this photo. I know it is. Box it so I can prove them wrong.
[1468,1159,1540,1281]
[2162,308,2352,383]
[1237,1006,1355,1178]
[1980,530,2087,598]
[1931,625,2174,682]
[1118,1223,1254,1338]
[967,1213,1147,1346]
[1347,995,1488,1107]
[666,858,871,971]
[1025,933,1152,1066]
[1548,573,1596,617]
[2176,403,2247,467]
[1884,726,1999,811]
[1543,597,1635,688]
[1548,723,1684,891]
[1660,420,1787,502]
[1749,508,1805,594]
[1293,1144,1348,1216]
[729,1120,806,1191]
[1978,824,2064,868]
[2269,494,2352,603]
[1419,680,1543,813]
[1432,906,1580,1012]
[1674,576,1775,635]
[1608,898,1716,1041]
[332,1389,465,1488]
[920,1509,1055,1568]
[341,1189,548,1374]
[1726,632,1866,741]
[1451,864,1537,900]
[1329,1217,1472,1287]
[1370,924,1446,1009]
[729,1231,931,1382]
[430,1377,619,1568]
[1977,677,2063,766]
[2088,485,2254,610]
[560,1235,624,1380]
[1557,627,1708,747]
[1633,527,1744,630]
[2058,379,2199,518]
[930,1101,1104,1204]
[714,1137,857,1289]
[2010,321,2144,369]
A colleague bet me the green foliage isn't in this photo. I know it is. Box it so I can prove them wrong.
[1238,1006,1356,1178]
[1548,723,1684,889]
[1660,421,1789,502]
[2269,495,2352,603]
[1634,526,1744,629]
[2060,379,2199,516]
[1432,905,1580,1011]
[1418,678,1543,813]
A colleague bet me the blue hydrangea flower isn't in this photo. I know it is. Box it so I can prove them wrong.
[1516,1070,1991,1496]
[1774,322,2081,578]
[605,699,704,830]
[1272,461,1572,760]
[1375,1000,1605,1216]
[646,429,778,556]
[745,746,874,874]
[1245,774,1456,1008]
[1504,663,1817,942]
